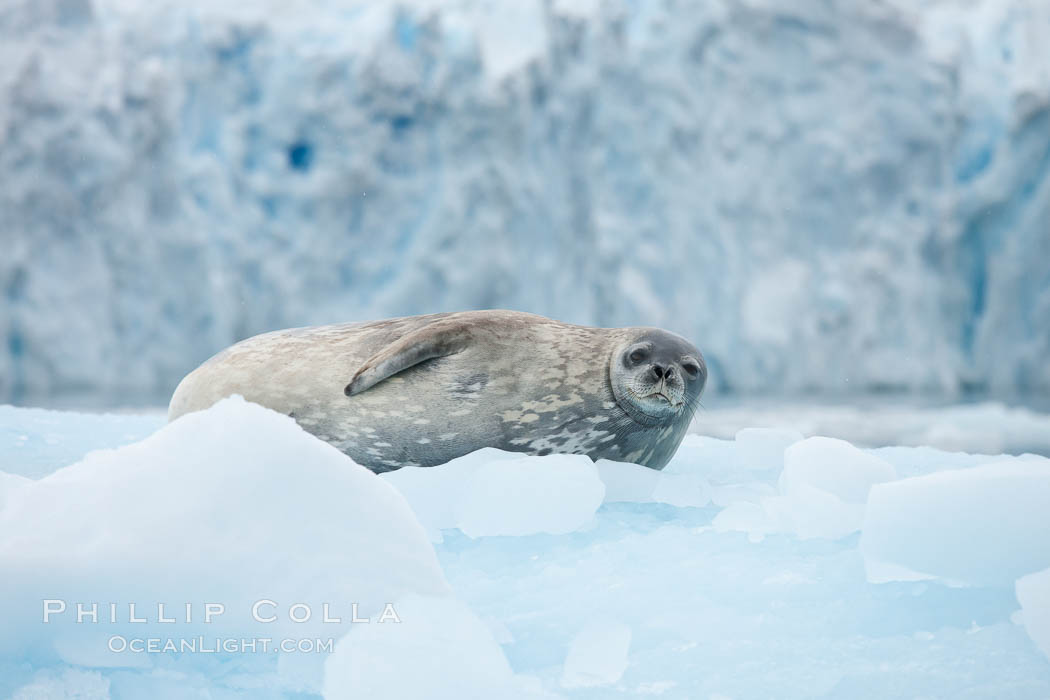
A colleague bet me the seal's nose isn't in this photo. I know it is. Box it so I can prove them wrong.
[651,364,667,380]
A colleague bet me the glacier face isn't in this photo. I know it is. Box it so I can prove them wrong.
[0,0,1048,405]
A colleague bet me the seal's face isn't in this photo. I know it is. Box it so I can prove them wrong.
[610,329,707,426]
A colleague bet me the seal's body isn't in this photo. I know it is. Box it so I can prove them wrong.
[168,310,706,471]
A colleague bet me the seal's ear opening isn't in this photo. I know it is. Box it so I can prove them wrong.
[344,320,474,397]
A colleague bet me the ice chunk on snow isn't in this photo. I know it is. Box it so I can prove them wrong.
[1017,567,1050,662]
[861,459,1050,585]
[664,435,739,479]
[714,436,895,540]
[322,594,545,700]
[768,436,896,539]
[457,454,604,537]
[781,437,897,504]
[598,458,710,508]
[712,501,774,541]
[383,449,604,538]
[596,459,661,503]
[561,620,632,688]
[651,473,711,508]
[765,484,866,540]
[0,396,448,660]
[665,430,801,484]
[734,428,804,472]
[381,447,521,540]
[713,484,865,542]
[601,437,713,508]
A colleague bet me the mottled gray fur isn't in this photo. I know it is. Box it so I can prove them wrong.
[168,310,706,471]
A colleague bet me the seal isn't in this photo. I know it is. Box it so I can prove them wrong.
[168,310,706,471]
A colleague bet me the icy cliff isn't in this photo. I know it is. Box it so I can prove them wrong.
[1,0,1048,404]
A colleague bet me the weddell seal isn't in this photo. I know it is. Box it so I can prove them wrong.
[168,310,706,471]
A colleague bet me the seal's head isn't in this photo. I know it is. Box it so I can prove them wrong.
[610,329,706,426]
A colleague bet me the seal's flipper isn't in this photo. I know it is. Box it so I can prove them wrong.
[344,320,474,396]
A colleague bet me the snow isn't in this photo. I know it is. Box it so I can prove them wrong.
[456,453,604,538]
[595,459,661,503]
[706,435,896,541]
[378,447,519,541]
[3,0,1050,405]
[781,437,897,504]
[648,472,711,509]
[714,481,865,542]
[323,595,547,700]
[861,457,1050,586]
[381,449,604,540]
[4,400,1050,696]
[560,621,632,688]
[0,397,449,694]
[0,471,32,509]
[600,457,716,508]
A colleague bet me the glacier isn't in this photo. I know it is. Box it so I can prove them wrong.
[3,398,1050,698]
[1,0,1049,406]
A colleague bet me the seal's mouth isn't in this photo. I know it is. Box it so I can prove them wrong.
[615,362,691,425]
[629,382,684,411]
[646,390,683,408]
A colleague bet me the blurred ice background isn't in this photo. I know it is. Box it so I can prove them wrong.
[3,3,1050,696]
[1,0,1048,409]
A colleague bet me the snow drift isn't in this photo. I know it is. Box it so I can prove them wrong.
[861,456,1050,586]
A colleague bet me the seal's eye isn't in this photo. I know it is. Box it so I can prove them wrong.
[681,360,701,380]
[628,347,648,365]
